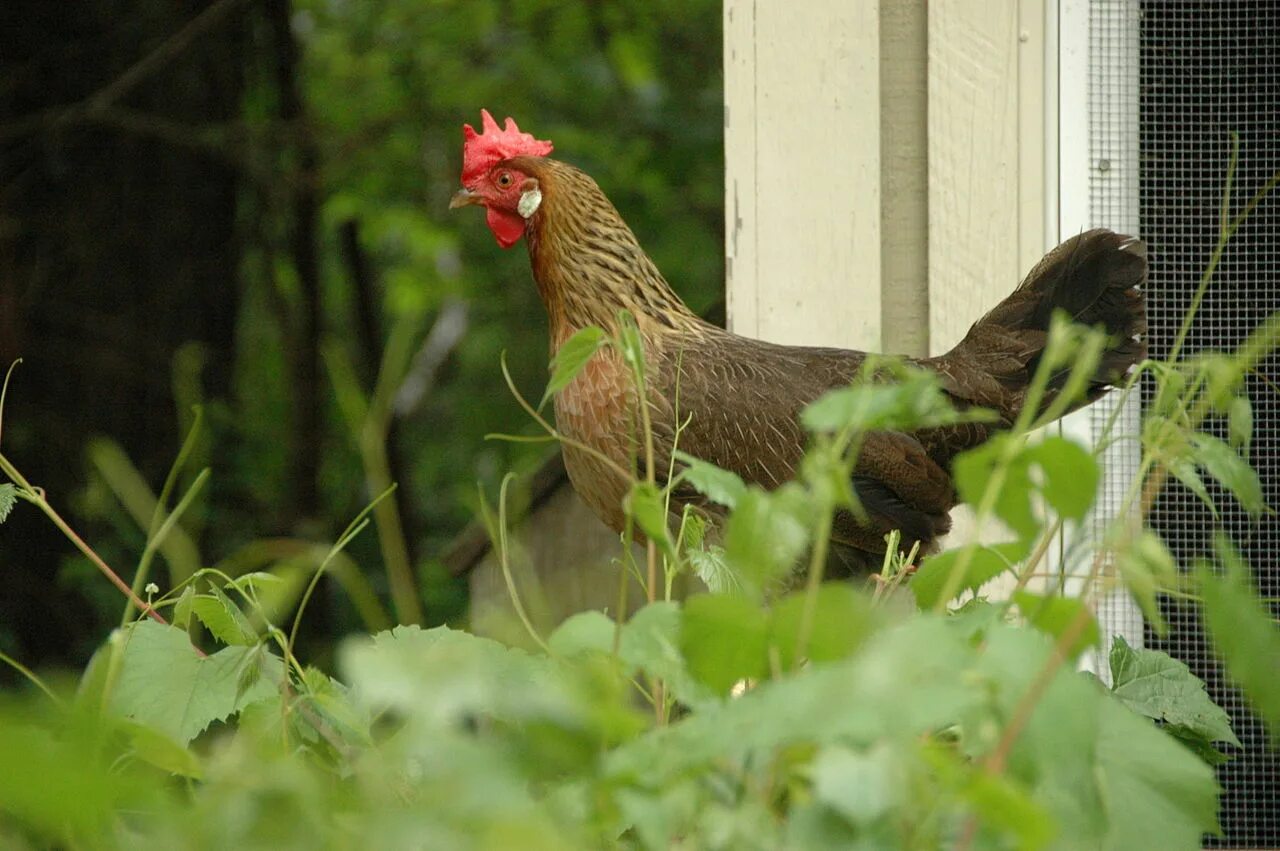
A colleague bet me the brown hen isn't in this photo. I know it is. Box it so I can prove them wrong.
[451,111,1147,569]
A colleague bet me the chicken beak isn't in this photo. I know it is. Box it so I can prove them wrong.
[449,188,483,209]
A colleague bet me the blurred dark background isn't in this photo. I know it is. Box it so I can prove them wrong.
[0,0,724,672]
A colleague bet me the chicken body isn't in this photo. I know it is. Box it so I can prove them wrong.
[456,154,1147,567]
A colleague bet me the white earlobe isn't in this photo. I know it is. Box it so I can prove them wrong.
[518,188,543,219]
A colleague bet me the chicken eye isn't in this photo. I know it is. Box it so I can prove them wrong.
[496,172,513,188]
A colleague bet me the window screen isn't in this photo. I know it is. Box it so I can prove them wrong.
[1090,0,1279,844]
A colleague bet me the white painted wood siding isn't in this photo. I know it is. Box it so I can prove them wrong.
[723,0,882,351]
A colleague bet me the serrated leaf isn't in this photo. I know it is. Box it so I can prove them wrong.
[110,620,282,744]
[1108,636,1240,750]
[1115,531,1177,636]
[1025,436,1098,521]
[621,602,716,709]
[679,593,771,695]
[1198,536,1280,742]
[1189,431,1265,517]
[190,585,256,646]
[686,545,740,594]
[800,367,987,434]
[911,541,1028,609]
[770,584,877,669]
[0,483,16,523]
[1012,591,1100,660]
[540,325,607,408]
[674,452,746,509]
[171,585,195,631]
[1167,458,1218,519]
[1227,395,1253,453]
[722,484,811,595]
[625,481,672,555]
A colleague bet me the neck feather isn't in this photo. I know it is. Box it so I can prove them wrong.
[509,158,702,346]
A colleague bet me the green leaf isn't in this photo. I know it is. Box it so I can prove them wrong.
[540,325,607,408]
[1012,591,1100,660]
[0,482,15,523]
[1198,537,1280,741]
[911,541,1028,609]
[810,743,899,824]
[953,437,1039,539]
[625,482,673,554]
[548,610,615,658]
[1114,531,1177,636]
[190,585,256,646]
[1109,636,1240,750]
[686,545,740,594]
[674,452,746,509]
[800,365,989,434]
[621,602,716,709]
[120,721,204,779]
[1189,431,1266,517]
[1227,395,1253,453]
[1167,458,1219,519]
[1025,436,1098,521]
[171,585,195,631]
[679,593,771,695]
[110,620,283,744]
[770,584,877,669]
[722,484,811,595]
[1094,695,1222,848]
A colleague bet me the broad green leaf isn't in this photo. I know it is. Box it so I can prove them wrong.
[800,366,988,434]
[679,593,771,695]
[953,437,1039,539]
[540,325,607,408]
[1189,431,1266,517]
[1094,696,1221,848]
[1198,537,1280,741]
[1012,592,1100,660]
[674,451,746,508]
[1227,395,1253,453]
[1108,636,1240,750]
[1025,436,1098,521]
[1114,530,1177,635]
[770,584,877,669]
[190,585,256,646]
[548,610,615,658]
[110,620,283,744]
[809,743,899,824]
[120,721,204,779]
[0,482,15,523]
[621,602,716,709]
[625,481,673,554]
[911,541,1028,609]
[722,484,811,595]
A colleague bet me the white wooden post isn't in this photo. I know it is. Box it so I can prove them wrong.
[723,0,882,351]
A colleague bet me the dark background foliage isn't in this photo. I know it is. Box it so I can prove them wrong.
[0,0,724,670]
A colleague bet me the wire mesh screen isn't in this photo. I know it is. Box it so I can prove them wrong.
[1090,0,1280,844]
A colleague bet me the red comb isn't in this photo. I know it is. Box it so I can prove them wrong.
[460,109,553,185]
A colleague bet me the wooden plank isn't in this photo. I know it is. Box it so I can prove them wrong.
[879,0,930,358]
[724,0,882,351]
[927,0,1023,356]
[929,0,1048,559]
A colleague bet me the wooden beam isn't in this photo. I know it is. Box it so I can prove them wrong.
[724,0,882,351]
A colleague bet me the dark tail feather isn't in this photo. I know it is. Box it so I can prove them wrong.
[936,229,1148,423]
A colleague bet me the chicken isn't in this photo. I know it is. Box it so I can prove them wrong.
[450,110,1147,569]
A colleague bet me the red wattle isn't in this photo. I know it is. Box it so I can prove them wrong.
[486,207,526,249]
